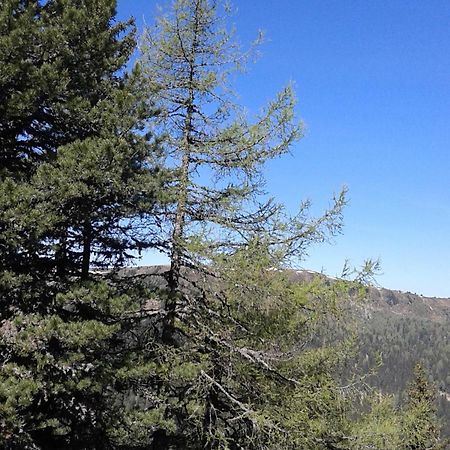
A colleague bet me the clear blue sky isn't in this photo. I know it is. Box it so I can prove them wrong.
[117,0,450,298]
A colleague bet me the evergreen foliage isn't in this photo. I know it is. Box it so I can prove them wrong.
[355,311,450,437]
[0,0,445,449]
[401,364,445,449]
[0,0,135,178]
[0,1,166,447]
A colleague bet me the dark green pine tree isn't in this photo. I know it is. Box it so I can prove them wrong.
[0,0,136,283]
[0,0,135,177]
[0,1,167,448]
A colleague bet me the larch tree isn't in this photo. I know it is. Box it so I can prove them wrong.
[136,1,371,448]
[140,0,346,334]
[138,1,444,449]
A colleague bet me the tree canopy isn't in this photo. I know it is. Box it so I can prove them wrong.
[0,1,166,447]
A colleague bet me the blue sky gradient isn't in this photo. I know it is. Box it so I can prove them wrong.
[117,1,450,297]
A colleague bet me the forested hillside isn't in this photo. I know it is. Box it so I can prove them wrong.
[122,265,450,440]
[296,270,450,437]
[293,270,450,437]
[356,288,450,436]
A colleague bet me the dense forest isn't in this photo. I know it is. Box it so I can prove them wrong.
[354,290,450,437]
[0,0,447,449]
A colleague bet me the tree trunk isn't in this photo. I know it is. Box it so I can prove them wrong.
[81,218,92,280]
[55,227,67,278]
[164,2,200,343]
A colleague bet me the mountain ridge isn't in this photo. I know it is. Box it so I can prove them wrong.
[122,264,450,435]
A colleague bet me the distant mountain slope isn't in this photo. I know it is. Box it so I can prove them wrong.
[124,265,450,435]
[282,268,450,321]
[364,284,450,322]
[283,269,450,434]
[355,284,450,436]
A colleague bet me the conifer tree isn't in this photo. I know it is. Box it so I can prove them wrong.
[136,1,372,448]
[0,1,443,448]
[137,2,446,449]
[0,0,147,279]
[401,364,445,450]
[0,1,166,447]
[140,0,346,337]
[0,0,135,178]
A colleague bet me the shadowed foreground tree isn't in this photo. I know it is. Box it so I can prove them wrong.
[0,1,167,448]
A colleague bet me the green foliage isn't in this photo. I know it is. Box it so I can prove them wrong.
[348,395,403,449]
[132,1,443,448]
[0,0,135,178]
[0,1,166,448]
[354,311,450,437]
[0,0,445,448]
[400,364,445,449]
